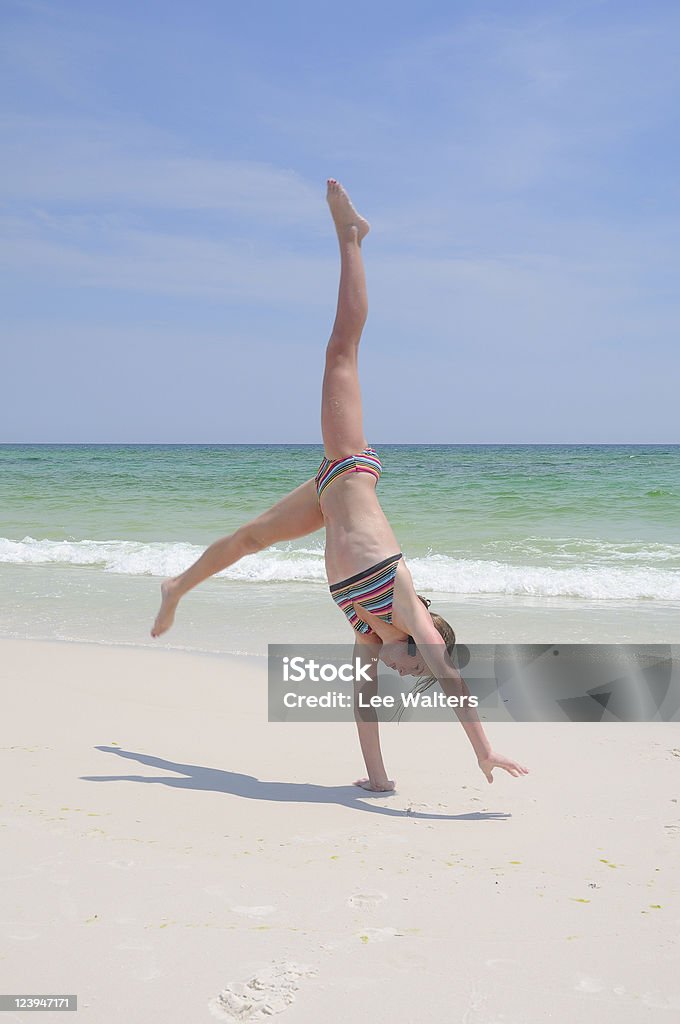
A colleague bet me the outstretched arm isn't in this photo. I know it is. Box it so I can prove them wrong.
[151,477,323,637]
[406,601,529,784]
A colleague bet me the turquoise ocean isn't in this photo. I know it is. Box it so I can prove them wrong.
[1,444,679,656]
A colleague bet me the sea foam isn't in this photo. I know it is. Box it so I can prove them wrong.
[2,536,679,601]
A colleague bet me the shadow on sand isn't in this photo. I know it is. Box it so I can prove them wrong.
[81,747,510,822]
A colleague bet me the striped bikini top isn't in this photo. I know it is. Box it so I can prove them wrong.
[315,446,383,500]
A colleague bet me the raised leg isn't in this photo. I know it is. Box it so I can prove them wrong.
[321,180,371,460]
[150,477,323,637]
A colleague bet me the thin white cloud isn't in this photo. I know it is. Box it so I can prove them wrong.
[367,8,680,194]
[4,203,678,371]
[1,115,324,224]
[0,211,335,304]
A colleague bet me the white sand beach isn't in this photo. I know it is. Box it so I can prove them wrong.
[2,637,679,1022]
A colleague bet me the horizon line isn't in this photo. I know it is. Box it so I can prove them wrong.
[1,441,679,448]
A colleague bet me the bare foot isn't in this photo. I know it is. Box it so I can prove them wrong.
[151,577,181,637]
[326,179,370,242]
[353,777,396,793]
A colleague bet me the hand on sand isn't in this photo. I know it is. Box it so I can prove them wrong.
[353,777,396,793]
[478,752,530,784]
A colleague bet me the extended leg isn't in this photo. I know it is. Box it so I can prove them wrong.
[321,180,371,460]
[150,477,323,637]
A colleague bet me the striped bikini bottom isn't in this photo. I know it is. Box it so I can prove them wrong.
[315,446,382,502]
[329,553,403,635]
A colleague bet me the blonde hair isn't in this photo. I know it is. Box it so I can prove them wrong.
[403,595,457,703]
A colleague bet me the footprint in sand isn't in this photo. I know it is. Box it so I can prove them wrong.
[230,906,276,918]
[575,975,605,994]
[208,961,316,1022]
[347,893,387,909]
[641,990,680,1010]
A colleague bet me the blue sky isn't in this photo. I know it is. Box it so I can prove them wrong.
[1,0,678,442]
